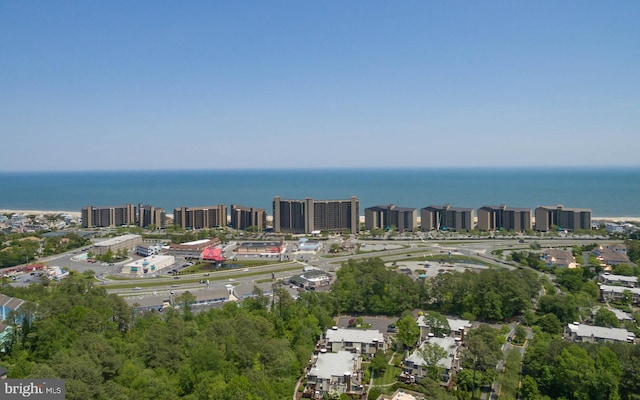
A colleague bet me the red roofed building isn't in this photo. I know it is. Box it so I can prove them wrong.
[202,247,225,262]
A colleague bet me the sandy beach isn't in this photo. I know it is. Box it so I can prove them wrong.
[0,209,82,218]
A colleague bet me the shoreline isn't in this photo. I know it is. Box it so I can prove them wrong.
[2,209,640,224]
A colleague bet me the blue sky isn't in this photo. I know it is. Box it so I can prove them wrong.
[1,1,638,171]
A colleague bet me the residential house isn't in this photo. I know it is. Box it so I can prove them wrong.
[540,248,578,268]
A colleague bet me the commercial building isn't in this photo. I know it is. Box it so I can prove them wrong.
[138,204,166,229]
[273,196,359,234]
[230,204,267,231]
[298,238,322,252]
[477,205,532,232]
[535,205,592,232]
[122,255,175,276]
[365,204,417,232]
[81,204,136,228]
[173,205,227,230]
[289,269,331,289]
[420,205,474,232]
[167,239,220,260]
[92,234,142,256]
[233,241,285,256]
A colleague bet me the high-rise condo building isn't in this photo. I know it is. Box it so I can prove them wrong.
[273,196,359,234]
[535,205,591,232]
[81,204,136,228]
[477,205,532,232]
[365,205,417,232]
[173,205,227,230]
[420,204,474,231]
[138,204,166,229]
[230,204,267,231]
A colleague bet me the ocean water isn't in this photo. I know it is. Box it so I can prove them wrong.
[0,167,638,217]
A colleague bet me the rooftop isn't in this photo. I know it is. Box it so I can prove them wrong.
[567,323,635,342]
[325,327,384,344]
[308,351,358,380]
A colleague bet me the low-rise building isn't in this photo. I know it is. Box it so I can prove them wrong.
[599,273,638,288]
[541,248,578,268]
[322,327,387,355]
[289,269,331,289]
[305,351,363,399]
[233,241,285,256]
[402,335,462,386]
[167,239,220,260]
[416,315,472,340]
[93,234,142,256]
[122,255,175,276]
[376,389,426,400]
[564,323,635,344]
[599,284,640,304]
[135,244,162,257]
[298,238,323,252]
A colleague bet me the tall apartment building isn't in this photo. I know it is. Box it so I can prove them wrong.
[81,204,136,228]
[420,204,474,231]
[365,204,417,232]
[535,205,592,232]
[138,204,166,230]
[173,205,227,230]
[273,196,359,234]
[477,205,532,232]
[230,204,267,231]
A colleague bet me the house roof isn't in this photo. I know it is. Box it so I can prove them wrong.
[325,328,384,344]
[599,285,640,295]
[416,315,471,331]
[406,336,460,369]
[600,273,638,284]
[308,351,358,380]
[567,323,635,341]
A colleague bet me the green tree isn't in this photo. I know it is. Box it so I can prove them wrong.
[418,342,448,380]
[538,313,563,334]
[594,308,620,328]
[395,314,420,350]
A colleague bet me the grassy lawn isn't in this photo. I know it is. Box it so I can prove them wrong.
[375,365,402,385]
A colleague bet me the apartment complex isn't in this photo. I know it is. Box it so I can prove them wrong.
[230,204,267,231]
[420,204,474,231]
[365,204,417,232]
[273,196,359,234]
[173,205,227,230]
[81,204,166,229]
[81,204,136,228]
[138,204,166,229]
[477,205,532,232]
[535,205,592,232]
